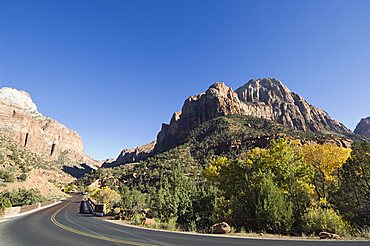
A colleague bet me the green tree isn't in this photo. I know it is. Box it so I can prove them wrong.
[120,187,148,219]
[203,139,312,233]
[254,174,293,233]
[334,142,370,228]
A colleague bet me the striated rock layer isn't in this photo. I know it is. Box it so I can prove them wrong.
[236,78,350,134]
[154,78,351,153]
[354,117,370,137]
[0,87,97,166]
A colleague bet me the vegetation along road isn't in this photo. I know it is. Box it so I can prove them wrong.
[0,195,368,246]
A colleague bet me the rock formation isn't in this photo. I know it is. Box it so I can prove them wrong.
[103,141,156,168]
[154,82,244,152]
[354,117,370,137]
[0,87,97,166]
[236,78,351,134]
[154,78,351,153]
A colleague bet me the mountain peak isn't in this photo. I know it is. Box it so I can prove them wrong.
[236,78,293,104]
[0,87,38,113]
[154,78,351,153]
[354,117,370,137]
[236,78,350,133]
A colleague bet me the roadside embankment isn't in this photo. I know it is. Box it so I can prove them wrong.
[1,199,61,219]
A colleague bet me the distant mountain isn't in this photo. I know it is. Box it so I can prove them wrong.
[236,78,350,133]
[110,78,354,166]
[154,78,351,153]
[354,117,370,137]
[0,87,98,167]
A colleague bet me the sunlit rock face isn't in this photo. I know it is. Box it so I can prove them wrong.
[0,87,38,113]
[354,117,370,137]
[236,78,351,134]
[0,87,96,165]
[154,78,351,153]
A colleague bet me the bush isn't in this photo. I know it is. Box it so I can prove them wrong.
[0,196,12,209]
[302,207,350,236]
[354,226,370,239]
[131,213,146,225]
[10,188,44,206]
[254,175,293,233]
[160,217,178,231]
[17,173,27,182]
[0,169,15,182]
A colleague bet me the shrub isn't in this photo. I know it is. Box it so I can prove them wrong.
[0,196,12,209]
[354,226,370,239]
[160,217,178,231]
[254,175,293,234]
[17,173,27,182]
[0,169,15,182]
[131,213,146,225]
[10,188,44,206]
[302,207,350,236]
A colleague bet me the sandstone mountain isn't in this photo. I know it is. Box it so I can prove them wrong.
[154,78,351,153]
[354,117,370,137]
[0,87,97,167]
[235,78,350,134]
[103,141,156,168]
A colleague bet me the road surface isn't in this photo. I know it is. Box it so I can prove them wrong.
[0,195,368,246]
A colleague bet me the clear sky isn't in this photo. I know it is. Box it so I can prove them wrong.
[1,0,369,160]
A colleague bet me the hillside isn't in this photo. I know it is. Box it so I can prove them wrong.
[78,114,369,236]
[0,87,98,167]
[0,87,100,198]
[0,135,73,197]
[91,114,354,187]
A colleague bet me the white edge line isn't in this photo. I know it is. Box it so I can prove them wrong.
[1,200,63,220]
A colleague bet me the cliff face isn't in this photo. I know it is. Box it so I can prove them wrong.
[103,141,156,168]
[0,87,96,166]
[154,82,244,152]
[236,78,351,134]
[154,78,352,153]
[354,117,370,137]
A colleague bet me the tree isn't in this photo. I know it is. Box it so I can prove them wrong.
[203,138,313,233]
[90,187,121,210]
[301,143,351,205]
[254,174,293,233]
[334,142,370,228]
[120,187,148,219]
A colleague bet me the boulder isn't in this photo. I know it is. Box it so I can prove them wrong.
[319,232,340,239]
[211,222,231,234]
[143,218,156,226]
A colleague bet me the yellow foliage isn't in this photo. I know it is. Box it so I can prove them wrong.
[302,143,351,182]
[301,142,351,202]
[203,156,229,182]
[90,187,121,208]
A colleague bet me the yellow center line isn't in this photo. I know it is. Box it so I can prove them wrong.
[50,198,156,246]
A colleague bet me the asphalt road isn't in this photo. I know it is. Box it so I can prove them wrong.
[0,195,368,246]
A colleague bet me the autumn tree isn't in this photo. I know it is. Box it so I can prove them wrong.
[301,143,351,206]
[90,187,121,210]
[203,138,313,233]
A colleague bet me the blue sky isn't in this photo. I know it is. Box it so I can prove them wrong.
[1,0,369,160]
